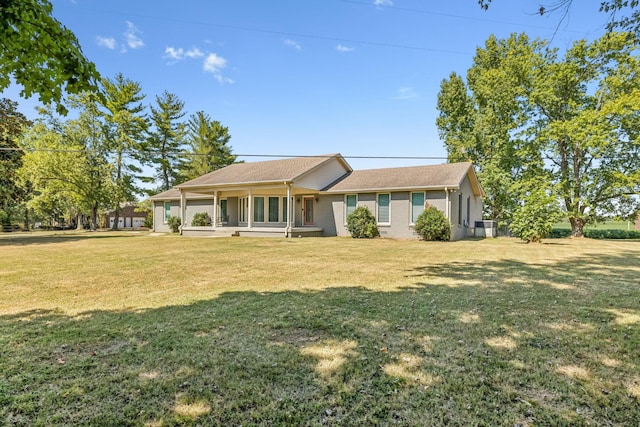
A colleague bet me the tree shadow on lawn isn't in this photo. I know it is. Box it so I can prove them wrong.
[1,252,639,426]
[0,231,145,246]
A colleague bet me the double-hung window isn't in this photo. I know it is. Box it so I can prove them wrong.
[410,192,425,224]
[164,201,171,223]
[282,196,289,223]
[345,194,357,220]
[377,193,390,224]
[220,199,228,223]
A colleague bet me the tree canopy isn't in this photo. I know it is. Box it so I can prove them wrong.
[437,32,640,238]
[0,0,101,115]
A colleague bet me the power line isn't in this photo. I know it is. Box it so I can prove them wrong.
[0,147,447,160]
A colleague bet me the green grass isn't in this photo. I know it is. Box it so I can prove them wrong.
[554,219,636,231]
[1,231,639,426]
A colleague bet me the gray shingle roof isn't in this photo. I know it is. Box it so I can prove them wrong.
[176,154,348,189]
[323,162,478,192]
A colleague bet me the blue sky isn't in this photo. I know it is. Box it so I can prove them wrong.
[5,0,608,170]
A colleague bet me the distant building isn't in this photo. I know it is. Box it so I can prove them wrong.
[104,204,149,229]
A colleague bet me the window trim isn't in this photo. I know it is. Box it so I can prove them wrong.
[163,201,171,224]
[410,191,425,225]
[345,194,358,223]
[376,193,391,225]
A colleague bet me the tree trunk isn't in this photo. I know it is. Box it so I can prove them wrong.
[23,207,29,231]
[76,214,84,231]
[111,209,120,230]
[569,217,585,237]
[90,204,98,231]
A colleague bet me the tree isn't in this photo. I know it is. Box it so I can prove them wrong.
[0,0,101,115]
[18,100,114,231]
[147,91,186,192]
[437,34,541,224]
[478,1,640,37]
[0,98,32,228]
[437,32,640,237]
[509,180,562,243]
[178,111,236,183]
[100,74,148,229]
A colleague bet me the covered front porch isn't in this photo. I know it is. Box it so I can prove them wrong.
[177,181,324,238]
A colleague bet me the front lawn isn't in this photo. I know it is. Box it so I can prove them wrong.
[1,232,638,426]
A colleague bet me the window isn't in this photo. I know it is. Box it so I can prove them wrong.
[268,196,280,222]
[377,193,390,224]
[254,196,265,222]
[220,199,228,223]
[282,196,289,223]
[458,194,463,225]
[164,201,171,223]
[239,197,248,223]
[411,192,425,224]
[466,196,470,227]
[345,194,357,219]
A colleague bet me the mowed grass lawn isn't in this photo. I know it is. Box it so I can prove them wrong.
[1,232,639,426]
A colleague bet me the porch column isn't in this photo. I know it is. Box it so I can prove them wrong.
[286,182,292,237]
[179,190,186,234]
[213,191,218,229]
[247,188,253,229]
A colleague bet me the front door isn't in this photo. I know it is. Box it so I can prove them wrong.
[303,196,314,225]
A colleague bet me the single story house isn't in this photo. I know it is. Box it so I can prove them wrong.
[104,204,149,229]
[149,154,484,240]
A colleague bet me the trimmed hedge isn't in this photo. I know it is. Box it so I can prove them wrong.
[549,228,640,239]
[346,206,379,238]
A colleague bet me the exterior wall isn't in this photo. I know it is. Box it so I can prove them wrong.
[226,197,239,226]
[314,194,340,236]
[448,176,483,241]
[295,158,349,190]
[185,199,214,227]
[328,188,481,240]
[153,200,181,232]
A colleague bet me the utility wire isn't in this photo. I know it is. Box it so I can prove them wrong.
[0,147,447,160]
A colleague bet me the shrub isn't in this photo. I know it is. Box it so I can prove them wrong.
[509,188,562,243]
[167,216,181,233]
[414,207,450,241]
[191,212,211,226]
[143,212,153,229]
[346,206,379,238]
[585,229,640,239]
[549,228,572,238]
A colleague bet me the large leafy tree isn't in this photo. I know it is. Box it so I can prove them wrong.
[100,74,148,229]
[147,91,186,192]
[0,0,101,115]
[178,111,236,183]
[437,32,640,237]
[18,98,114,230]
[478,1,640,37]
[0,98,32,226]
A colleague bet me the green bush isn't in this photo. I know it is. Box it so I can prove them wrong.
[191,212,211,226]
[549,228,572,238]
[509,188,562,243]
[143,212,153,229]
[585,229,640,239]
[346,206,379,238]
[167,216,181,233]
[414,207,450,241]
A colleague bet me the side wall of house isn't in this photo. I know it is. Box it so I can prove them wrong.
[153,200,181,232]
[448,176,483,241]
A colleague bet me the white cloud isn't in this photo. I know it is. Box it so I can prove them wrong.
[394,87,419,100]
[203,53,233,84]
[284,39,302,50]
[124,21,144,49]
[96,36,116,50]
[374,0,393,5]
[336,44,355,53]
[164,47,204,61]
